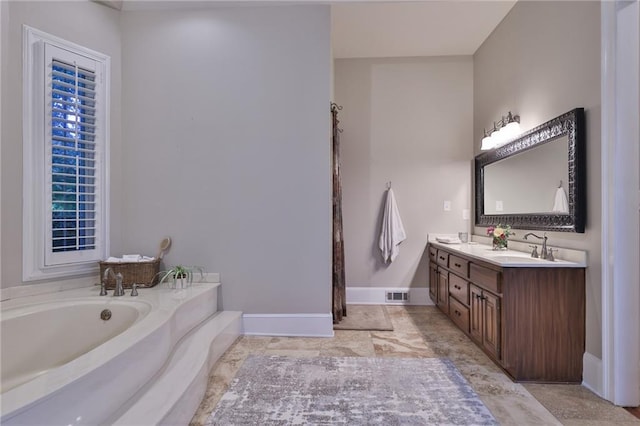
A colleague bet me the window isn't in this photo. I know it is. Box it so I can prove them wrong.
[23,26,110,281]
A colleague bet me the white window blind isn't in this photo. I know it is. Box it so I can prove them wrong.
[23,26,110,280]
[44,44,104,268]
[49,58,98,254]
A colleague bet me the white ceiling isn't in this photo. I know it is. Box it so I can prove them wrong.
[115,0,516,58]
[331,1,516,59]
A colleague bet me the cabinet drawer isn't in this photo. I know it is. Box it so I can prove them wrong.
[449,273,469,305]
[449,255,469,278]
[470,263,501,294]
[436,250,449,267]
[428,246,437,263]
[449,296,469,333]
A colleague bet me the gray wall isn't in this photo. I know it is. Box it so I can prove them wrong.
[2,3,332,316]
[334,57,473,290]
[474,1,601,357]
[0,1,123,288]
[120,6,332,314]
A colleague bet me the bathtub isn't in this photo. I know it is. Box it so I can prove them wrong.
[2,299,151,392]
[0,282,242,425]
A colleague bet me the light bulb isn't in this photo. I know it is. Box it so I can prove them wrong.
[491,130,504,147]
[501,112,521,142]
[481,128,495,150]
[481,134,493,150]
[503,121,521,137]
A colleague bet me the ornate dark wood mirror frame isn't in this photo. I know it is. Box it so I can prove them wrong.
[475,108,586,233]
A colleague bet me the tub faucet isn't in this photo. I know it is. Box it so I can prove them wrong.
[99,280,108,296]
[524,232,548,259]
[103,268,125,297]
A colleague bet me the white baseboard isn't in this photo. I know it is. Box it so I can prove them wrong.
[241,288,433,337]
[582,352,603,397]
[346,287,433,306]
[243,313,334,337]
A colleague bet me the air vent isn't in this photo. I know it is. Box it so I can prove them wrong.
[385,290,410,304]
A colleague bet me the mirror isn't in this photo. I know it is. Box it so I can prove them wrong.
[483,135,568,214]
[475,108,585,232]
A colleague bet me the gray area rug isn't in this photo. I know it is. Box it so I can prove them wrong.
[333,304,393,331]
[207,355,497,425]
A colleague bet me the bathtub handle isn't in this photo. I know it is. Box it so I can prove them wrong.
[100,281,108,296]
[131,283,139,297]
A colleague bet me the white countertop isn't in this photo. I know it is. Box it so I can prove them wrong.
[429,239,586,268]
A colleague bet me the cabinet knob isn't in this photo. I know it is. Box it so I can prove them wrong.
[455,263,461,268]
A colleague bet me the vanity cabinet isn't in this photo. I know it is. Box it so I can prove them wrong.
[469,283,501,360]
[448,295,469,333]
[428,248,438,302]
[428,243,585,383]
[429,246,450,314]
[437,268,449,314]
[449,273,469,304]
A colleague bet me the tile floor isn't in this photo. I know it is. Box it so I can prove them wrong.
[191,306,639,425]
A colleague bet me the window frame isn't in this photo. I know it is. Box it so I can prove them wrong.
[23,26,110,281]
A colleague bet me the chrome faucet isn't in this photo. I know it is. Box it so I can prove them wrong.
[103,268,125,296]
[99,280,108,296]
[524,232,548,259]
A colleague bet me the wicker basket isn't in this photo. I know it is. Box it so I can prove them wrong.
[99,259,161,289]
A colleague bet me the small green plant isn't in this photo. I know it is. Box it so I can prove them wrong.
[158,265,204,288]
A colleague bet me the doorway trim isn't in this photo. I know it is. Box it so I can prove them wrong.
[600,0,640,407]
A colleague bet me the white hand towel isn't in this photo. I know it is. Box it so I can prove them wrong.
[379,188,407,263]
[122,254,142,262]
[105,255,154,263]
[552,187,569,213]
[436,236,462,244]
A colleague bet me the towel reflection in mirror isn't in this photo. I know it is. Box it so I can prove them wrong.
[553,185,569,213]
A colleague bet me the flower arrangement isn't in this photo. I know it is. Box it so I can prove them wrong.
[486,224,514,250]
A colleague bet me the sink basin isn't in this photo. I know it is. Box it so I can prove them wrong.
[485,255,544,263]
[482,253,575,266]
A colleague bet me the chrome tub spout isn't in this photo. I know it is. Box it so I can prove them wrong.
[103,267,125,296]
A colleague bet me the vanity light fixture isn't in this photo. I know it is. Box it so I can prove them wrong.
[480,111,521,150]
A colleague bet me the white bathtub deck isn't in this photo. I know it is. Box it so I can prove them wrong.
[110,310,242,425]
[0,283,233,425]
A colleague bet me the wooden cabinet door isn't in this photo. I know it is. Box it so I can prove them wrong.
[469,284,483,343]
[483,291,501,360]
[437,270,449,314]
[429,263,438,303]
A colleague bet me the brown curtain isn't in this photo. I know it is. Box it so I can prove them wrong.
[331,103,347,323]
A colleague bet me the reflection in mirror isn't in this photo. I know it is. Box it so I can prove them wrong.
[475,108,585,233]
[484,135,569,214]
